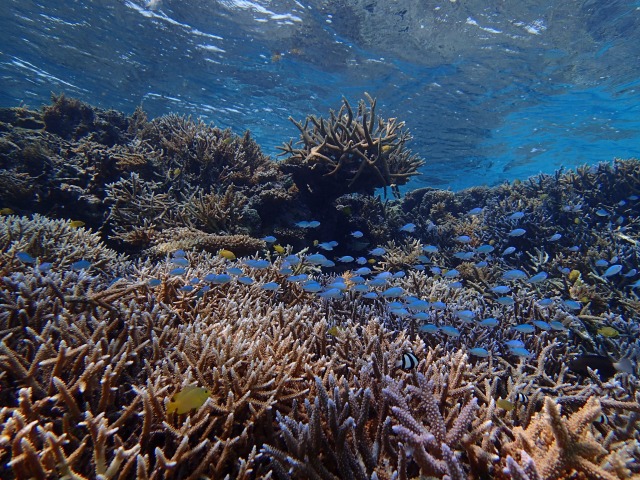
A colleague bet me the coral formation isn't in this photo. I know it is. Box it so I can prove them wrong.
[1,97,640,479]
[278,93,425,200]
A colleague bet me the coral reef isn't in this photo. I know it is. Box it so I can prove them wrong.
[1,97,640,479]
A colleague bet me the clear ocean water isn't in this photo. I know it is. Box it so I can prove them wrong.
[1,0,639,190]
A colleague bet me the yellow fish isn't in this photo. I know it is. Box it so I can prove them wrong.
[367,258,376,264]
[327,326,342,336]
[273,244,285,254]
[597,326,620,338]
[69,220,85,228]
[167,386,211,415]
[381,144,393,153]
[496,398,515,411]
[219,249,236,261]
[0,208,15,215]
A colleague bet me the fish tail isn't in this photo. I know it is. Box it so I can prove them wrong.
[614,357,635,375]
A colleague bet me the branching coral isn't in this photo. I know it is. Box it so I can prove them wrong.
[278,93,424,198]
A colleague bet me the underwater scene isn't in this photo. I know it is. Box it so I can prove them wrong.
[2,1,640,480]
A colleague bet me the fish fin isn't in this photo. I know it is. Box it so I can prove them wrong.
[614,357,635,374]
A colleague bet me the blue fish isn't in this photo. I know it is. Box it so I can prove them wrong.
[502,246,517,255]
[173,249,186,258]
[71,260,92,271]
[244,259,271,269]
[510,347,533,358]
[502,269,527,281]
[302,282,322,293]
[337,256,354,263]
[479,317,499,327]
[369,247,386,256]
[351,230,364,238]
[262,235,277,243]
[496,297,515,306]
[413,312,431,321]
[287,274,308,283]
[475,244,494,254]
[467,207,483,215]
[508,211,525,220]
[475,261,488,268]
[549,321,566,331]
[537,298,554,307]
[602,265,622,277]
[431,301,446,310]
[354,267,372,276]
[261,282,280,291]
[170,257,189,267]
[532,320,551,331]
[179,285,194,293]
[382,287,404,298]
[38,262,53,273]
[318,288,343,299]
[456,235,471,243]
[512,324,535,334]
[491,285,511,294]
[562,299,582,311]
[549,233,562,241]
[362,292,378,299]
[455,310,475,323]
[419,324,439,333]
[148,278,162,287]
[440,326,461,337]
[469,347,490,358]
[508,228,526,237]
[527,272,548,284]
[352,284,370,292]
[443,269,460,278]
[355,257,368,265]
[16,252,36,264]
[284,254,301,265]
[399,223,416,233]
[227,267,243,276]
[305,254,328,265]
[505,340,525,349]
[422,245,439,253]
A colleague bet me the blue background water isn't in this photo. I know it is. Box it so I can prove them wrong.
[1,0,639,190]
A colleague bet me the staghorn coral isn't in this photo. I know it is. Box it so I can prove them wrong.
[146,227,266,257]
[502,396,623,480]
[278,93,424,200]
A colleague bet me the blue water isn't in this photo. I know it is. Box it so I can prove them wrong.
[1,0,639,190]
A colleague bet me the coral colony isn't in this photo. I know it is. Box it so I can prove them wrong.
[1,94,640,479]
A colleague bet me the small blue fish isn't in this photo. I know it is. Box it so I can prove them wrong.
[455,310,475,323]
[244,259,271,269]
[549,233,562,241]
[362,292,378,299]
[532,320,551,331]
[417,255,431,263]
[368,278,387,287]
[469,347,490,358]
[456,235,471,243]
[305,254,328,265]
[422,245,439,253]
[352,284,370,292]
[496,297,515,306]
[419,324,439,333]
[16,252,36,264]
[308,220,320,228]
[302,282,322,293]
[568,245,580,252]
[603,265,622,277]
[468,207,483,215]
[527,272,548,284]
[262,235,277,243]
[399,223,416,233]
[450,281,463,289]
[624,269,637,277]
[355,257,368,265]
[537,298,554,307]
[512,324,535,334]
[337,256,354,263]
[284,254,301,265]
[318,288,343,299]
[502,246,517,255]
[510,347,533,358]
[549,320,566,331]
[502,269,527,281]
[509,228,526,237]
[508,211,525,221]
[475,244,495,254]
[173,249,186,258]
[453,251,475,260]
[479,317,499,327]
[227,267,243,276]
[179,285,194,293]
[393,271,406,279]
[351,230,364,238]
[491,285,511,294]
[328,281,348,291]
[505,340,525,349]
[71,260,92,271]
[475,261,488,268]
[443,269,460,278]
[317,242,336,251]
[594,259,609,267]
[261,282,280,291]
[279,268,293,275]
[408,300,430,311]
[431,301,446,310]
[440,326,461,337]
[390,307,410,317]
[369,247,386,256]
[413,312,431,321]
[562,299,582,310]
[287,274,308,283]
[430,266,442,275]
[148,278,162,287]
[376,272,392,279]
[38,262,53,272]
[382,287,404,298]
[354,267,372,276]
[595,209,609,217]
[170,257,189,267]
